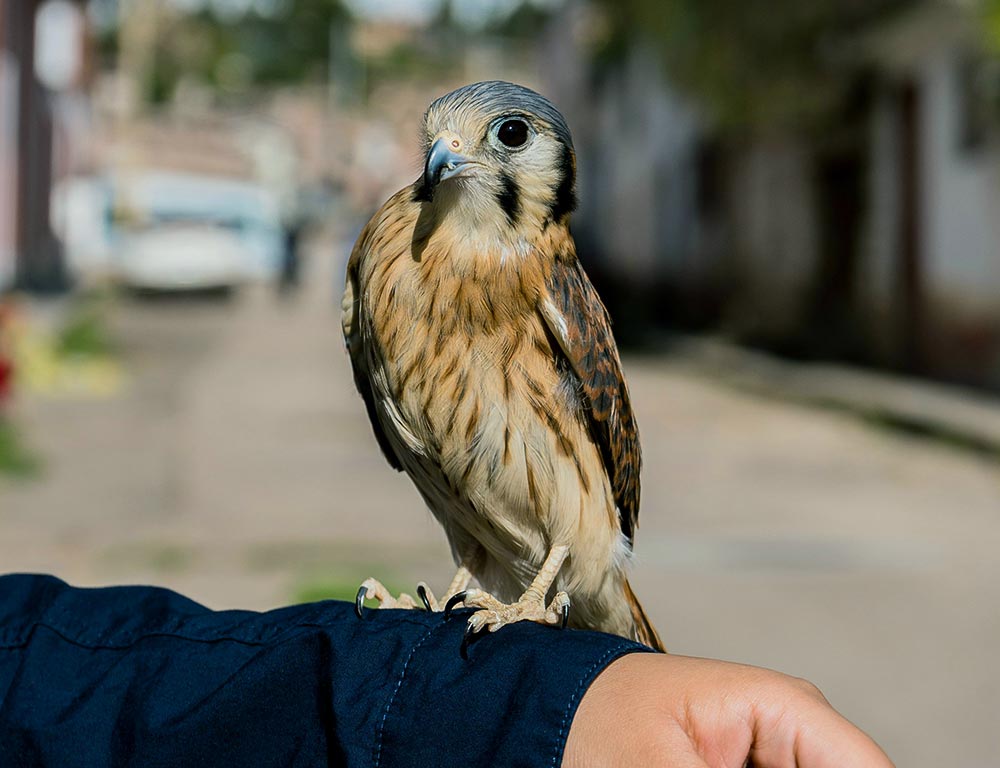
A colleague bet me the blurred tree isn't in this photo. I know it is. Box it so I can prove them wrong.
[99,0,351,104]
[232,0,350,85]
[489,1,554,41]
[359,1,557,96]
[95,0,561,105]
[580,0,941,359]
[594,0,915,133]
[986,0,1000,50]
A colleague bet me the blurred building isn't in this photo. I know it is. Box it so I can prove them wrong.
[541,8,704,340]
[547,0,1000,391]
[0,0,92,294]
[862,2,1000,383]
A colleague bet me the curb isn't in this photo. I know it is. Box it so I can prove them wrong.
[659,336,1000,459]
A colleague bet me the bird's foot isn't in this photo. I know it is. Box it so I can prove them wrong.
[445,588,570,634]
[355,577,421,617]
[411,582,449,612]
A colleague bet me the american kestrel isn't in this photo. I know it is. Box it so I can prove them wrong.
[343,81,662,650]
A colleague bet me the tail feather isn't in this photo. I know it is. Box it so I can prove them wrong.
[624,580,665,652]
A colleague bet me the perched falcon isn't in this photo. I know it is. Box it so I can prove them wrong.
[342,80,662,650]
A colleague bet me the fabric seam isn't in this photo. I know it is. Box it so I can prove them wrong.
[372,622,441,768]
[0,615,436,652]
[549,643,650,767]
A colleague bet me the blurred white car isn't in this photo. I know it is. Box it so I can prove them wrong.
[116,223,249,292]
[111,172,285,292]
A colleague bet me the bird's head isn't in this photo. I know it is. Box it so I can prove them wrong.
[414,81,577,233]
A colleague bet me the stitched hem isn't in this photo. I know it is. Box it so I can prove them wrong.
[0,610,441,652]
[372,622,442,768]
[549,643,652,767]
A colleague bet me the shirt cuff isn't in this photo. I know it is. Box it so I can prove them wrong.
[375,609,653,768]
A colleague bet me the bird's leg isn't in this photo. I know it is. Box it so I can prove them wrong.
[354,577,420,617]
[415,565,473,612]
[449,545,571,634]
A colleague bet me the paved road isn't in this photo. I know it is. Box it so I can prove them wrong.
[2,245,999,767]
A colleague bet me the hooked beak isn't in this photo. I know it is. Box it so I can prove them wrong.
[418,138,472,202]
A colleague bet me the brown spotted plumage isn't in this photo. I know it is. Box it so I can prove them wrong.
[343,81,662,650]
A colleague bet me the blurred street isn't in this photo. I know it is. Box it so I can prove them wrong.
[1,232,998,766]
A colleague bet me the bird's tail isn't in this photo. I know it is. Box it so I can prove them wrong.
[624,580,665,652]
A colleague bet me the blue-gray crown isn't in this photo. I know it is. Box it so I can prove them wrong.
[425,80,573,150]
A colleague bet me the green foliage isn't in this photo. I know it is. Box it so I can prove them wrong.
[107,0,560,105]
[364,40,457,91]
[144,543,194,573]
[985,0,1000,52]
[56,295,116,360]
[0,419,42,479]
[227,0,351,86]
[489,2,554,40]
[108,0,352,104]
[293,576,366,604]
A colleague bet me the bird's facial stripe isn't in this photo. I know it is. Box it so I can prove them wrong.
[548,142,577,223]
[496,172,522,226]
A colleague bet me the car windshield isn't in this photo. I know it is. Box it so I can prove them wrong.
[147,213,246,232]
[113,172,279,234]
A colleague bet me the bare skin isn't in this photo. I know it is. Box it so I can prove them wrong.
[565,654,895,768]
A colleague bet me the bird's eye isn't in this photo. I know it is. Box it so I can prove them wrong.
[497,119,529,148]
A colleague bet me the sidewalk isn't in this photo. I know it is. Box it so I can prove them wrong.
[661,334,1000,458]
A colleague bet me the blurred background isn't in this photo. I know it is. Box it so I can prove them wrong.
[2,0,1000,764]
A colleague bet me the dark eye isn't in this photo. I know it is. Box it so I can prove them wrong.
[497,119,529,148]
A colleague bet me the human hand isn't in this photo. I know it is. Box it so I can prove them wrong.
[564,653,894,767]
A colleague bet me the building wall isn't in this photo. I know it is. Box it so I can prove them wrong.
[920,46,1000,314]
[593,52,699,278]
[543,2,1000,385]
[539,13,704,334]
[547,38,701,285]
[724,137,819,340]
[0,46,16,290]
[921,46,1000,383]
[863,87,901,322]
[0,0,17,290]
[0,0,88,294]
[863,40,1000,385]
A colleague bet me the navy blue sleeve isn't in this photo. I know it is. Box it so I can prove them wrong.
[0,574,651,767]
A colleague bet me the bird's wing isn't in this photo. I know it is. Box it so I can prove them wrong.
[539,255,641,544]
[342,241,404,472]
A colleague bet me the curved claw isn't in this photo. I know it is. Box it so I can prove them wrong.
[460,621,477,659]
[416,584,432,612]
[560,601,570,630]
[355,585,368,619]
[443,590,468,619]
